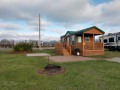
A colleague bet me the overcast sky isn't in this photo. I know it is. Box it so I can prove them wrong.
[0,0,120,41]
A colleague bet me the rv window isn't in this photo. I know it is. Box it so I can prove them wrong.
[85,36,90,42]
[118,37,120,40]
[109,37,114,42]
[104,39,107,43]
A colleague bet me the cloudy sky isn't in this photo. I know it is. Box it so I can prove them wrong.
[0,0,120,41]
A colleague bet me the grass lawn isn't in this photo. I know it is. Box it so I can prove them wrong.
[0,49,120,90]
[33,49,59,56]
[90,51,120,59]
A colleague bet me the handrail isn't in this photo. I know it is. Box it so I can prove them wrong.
[66,43,71,54]
[54,42,64,55]
[55,42,70,55]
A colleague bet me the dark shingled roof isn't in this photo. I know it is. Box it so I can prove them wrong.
[75,26,105,35]
[67,31,76,34]
[63,26,105,36]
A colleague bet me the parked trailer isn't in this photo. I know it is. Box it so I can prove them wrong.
[99,32,120,51]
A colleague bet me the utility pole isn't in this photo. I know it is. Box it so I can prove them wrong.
[39,14,42,50]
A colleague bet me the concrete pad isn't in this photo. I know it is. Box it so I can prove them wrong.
[26,53,50,57]
[106,57,120,63]
[49,55,95,62]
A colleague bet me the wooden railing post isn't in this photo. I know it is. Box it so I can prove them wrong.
[69,45,71,54]
[102,34,104,51]
[83,33,84,55]
[93,34,94,50]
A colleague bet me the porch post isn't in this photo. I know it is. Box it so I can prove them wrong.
[93,34,95,50]
[70,35,72,45]
[64,36,65,47]
[70,35,72,54]
[83,33,84,55]
[102,34,104,51]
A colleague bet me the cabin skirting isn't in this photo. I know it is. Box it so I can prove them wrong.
[81,50,104,56]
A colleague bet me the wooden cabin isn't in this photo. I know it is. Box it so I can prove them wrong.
[55,26,105,56]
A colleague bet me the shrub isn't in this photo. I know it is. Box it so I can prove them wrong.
[13,42,33,52]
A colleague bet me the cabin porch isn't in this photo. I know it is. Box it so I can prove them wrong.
[72,42,104,56]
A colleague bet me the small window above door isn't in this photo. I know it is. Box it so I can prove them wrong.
[85,36,90,42]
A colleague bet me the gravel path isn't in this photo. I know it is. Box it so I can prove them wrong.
[49,55,95,62]
[106,57,120,63]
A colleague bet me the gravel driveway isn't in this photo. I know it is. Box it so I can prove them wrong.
[107,57,120,63]
[49,55,95,62]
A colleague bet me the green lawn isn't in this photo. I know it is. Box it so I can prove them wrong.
[0,50,120,90]
[90,51,120,59]
[33,49,59,56]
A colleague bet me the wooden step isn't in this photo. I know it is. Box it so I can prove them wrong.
[63,48,70,56]
[55,43,70,56]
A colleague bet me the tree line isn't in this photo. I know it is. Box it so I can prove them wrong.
[0,39,57,48]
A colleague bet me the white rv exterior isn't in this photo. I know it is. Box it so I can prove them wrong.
[99,32,120,51]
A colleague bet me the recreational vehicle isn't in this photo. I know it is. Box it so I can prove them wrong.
[99,32,120,51]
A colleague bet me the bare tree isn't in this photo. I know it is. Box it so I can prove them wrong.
[0,39,14,48]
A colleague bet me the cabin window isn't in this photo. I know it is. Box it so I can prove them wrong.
[104,39,108,43]
[61,37,64,44]
[118,37,120,40]
[72,35,75,45]
[67,37,70,44]
[85,36,90,42]
[109,37,114,42]
[78,36,82,43]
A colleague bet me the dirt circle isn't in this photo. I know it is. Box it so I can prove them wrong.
[38,64,64,76]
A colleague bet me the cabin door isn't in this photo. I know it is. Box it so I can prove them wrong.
[78,36,82,43]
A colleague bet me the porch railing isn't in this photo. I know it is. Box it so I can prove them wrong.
[75,43,83,51]
[76,42,104,51]
[65,43,71,54]
[54,42,64,55]
[94,42,104,50]
[85,42,103,50]
[84,42,93,50]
